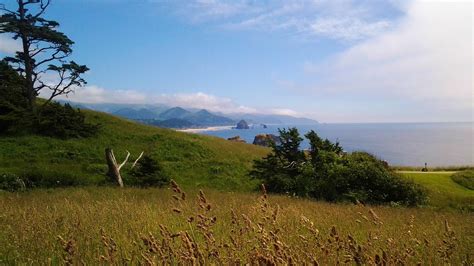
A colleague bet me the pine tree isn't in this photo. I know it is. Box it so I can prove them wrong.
[0,0,88,113]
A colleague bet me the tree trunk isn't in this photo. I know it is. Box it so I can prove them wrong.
[105,148,124,187]
[18,0,36,114]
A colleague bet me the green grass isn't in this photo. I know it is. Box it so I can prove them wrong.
[1,108,473,211]
[1,109,473,263]
[451,170,474,190]
[393,166,474,172]
[0,187,472,264]
[401,172,474,210]
[0,110,268,191]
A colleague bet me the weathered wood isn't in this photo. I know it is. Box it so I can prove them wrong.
[105,148,144,187]
[105,148,130,187]
[131,151,144,169]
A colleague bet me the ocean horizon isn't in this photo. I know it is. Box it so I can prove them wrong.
[188,122,474,167]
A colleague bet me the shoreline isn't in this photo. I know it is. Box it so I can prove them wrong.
[175,123,279,133]
[176,125,234,133]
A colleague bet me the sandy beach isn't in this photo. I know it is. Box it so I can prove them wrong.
[176,125,234,133]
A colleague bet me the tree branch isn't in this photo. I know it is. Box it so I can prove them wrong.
[33,49,68,68]
[118,151,131,170]
[131,151,144,169]
[0,4,17,15]
[32,0,50,19]
[29,45,57,58]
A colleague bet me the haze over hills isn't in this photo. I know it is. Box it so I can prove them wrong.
[64,101,319,128]
[226,113,318,125]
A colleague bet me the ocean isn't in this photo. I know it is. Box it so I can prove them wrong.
[193,122,473,167]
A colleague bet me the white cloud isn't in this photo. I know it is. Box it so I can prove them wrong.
[294,1,473,122]
[52,86,299,116]
[155,92,258,114]
[268,108,299,116]
[45,85,148,104]
[0,35,21,54]
[308,17,391,40]
[173,0,397,41]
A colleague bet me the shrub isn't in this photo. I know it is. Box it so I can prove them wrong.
[317,152,427,206]
[251,128,427,206]
[35,102,99,138]
[451,170,474,190]
[0,173,26,192]
[127,155,170,187]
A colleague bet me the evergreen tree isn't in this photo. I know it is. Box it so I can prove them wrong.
[305,130,343,176]
[0,0,88,113]
[250,127,307,195]
[0,60,30,133]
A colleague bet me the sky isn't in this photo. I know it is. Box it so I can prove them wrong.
[0,0,472,123]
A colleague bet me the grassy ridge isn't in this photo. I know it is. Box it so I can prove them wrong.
[0,110,268,191]
[451,170,474,190]
[402,172,474,210]
[0,187,472,264]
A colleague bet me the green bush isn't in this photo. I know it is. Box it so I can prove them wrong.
[126,155,170,187]
[251,128,427,206]
[35,102,100,138]
[317,152,427,205]
[451,170,474,190]
[0,173,26,192]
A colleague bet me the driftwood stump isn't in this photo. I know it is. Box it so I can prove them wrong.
[105,148,143,187]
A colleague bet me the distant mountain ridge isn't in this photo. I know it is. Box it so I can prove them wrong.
[158,107,190,120]
[109,106,235,128]
[225,113,318,125]
[63,101,318,128]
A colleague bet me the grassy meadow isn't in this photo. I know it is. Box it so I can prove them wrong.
[1,109,473,264]
[402,172,474,211]
[0,185,473,264]
[0,110,268,191]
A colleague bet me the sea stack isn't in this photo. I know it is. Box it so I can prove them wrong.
[236,120,249,129]
[253,134,280,147]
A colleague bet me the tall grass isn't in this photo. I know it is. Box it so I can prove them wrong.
[1,185,472,264]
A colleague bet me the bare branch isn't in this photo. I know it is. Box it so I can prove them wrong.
[118,151,131,171]
[29,45,57,58]
[131,151,144,169]
[32,0,50,19]
[110,150,117,165]
[33,49,68,68]
[0,4,17,15]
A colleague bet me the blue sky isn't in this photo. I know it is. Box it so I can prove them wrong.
[0,0,472,122]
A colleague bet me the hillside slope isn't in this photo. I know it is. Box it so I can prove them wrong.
[402,172,474,210]
[0,110,269,191]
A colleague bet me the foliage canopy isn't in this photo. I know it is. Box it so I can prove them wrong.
[251,128,427,206]
[0,0,89,111]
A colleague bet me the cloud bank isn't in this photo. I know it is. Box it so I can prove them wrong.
[293,1,473,122]
[52,86,299,116]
